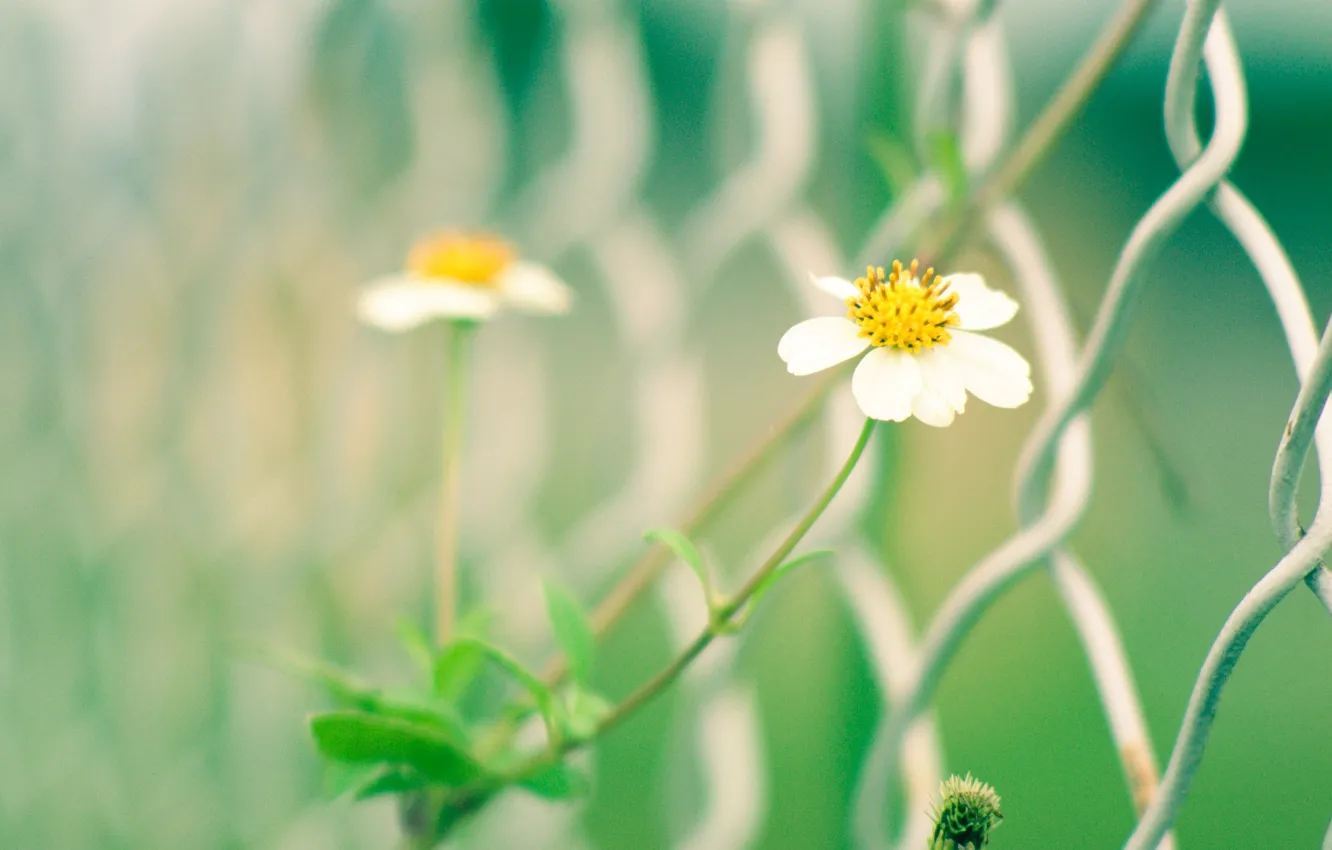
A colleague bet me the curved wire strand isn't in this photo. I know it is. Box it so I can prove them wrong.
[855,0,1248,837]
[1125,312,1332,848]
[989,203,1173,846]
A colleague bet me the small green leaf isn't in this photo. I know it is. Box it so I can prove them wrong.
[371,691,470,746]
[394,619,436,684]
[564,687,614,741]
[323,761,380,800]
[733,549,835,629]
[520,762,592,800]
[865,130,920,197]
[250,647,378,707]
[310,711,484,786]
[645,528,715,604]
[457,606,498,639]
[448,638,563,747]
[543,581,595,686]
[248,645,469,742]
[430,606,498,701]
[353,767,432,801]
[434,640,486,703]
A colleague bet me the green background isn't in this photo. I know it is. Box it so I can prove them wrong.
[2,1,1330,847]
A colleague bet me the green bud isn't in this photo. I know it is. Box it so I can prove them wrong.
[929,773,1003,849]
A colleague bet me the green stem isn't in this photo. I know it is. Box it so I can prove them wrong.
[437,321,476,647]
[464,370,835,773]
[566,367,836,660]
[434,419,877,835]
[596,417,875,735]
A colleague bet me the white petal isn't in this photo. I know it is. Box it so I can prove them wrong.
[778,317,869,376]
[915,347,967,413]
[945,272,1019,331]
[911,388,956,427]
[498,262,573,314]
[809,273,859,301]
[851,347,922,422]
[946,330,1033,408]
[356,276,500,331]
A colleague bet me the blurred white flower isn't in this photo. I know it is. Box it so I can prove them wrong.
[778,260,1031,427]
[357,232,572,331]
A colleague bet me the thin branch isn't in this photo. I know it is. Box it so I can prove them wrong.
[596,417,876,737]
[1012,0,1246,520]
[915,0,1163,262]
[581,369,834,641]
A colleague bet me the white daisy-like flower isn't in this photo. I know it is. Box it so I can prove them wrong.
[778,259,1032,427]
[356,231,572,331]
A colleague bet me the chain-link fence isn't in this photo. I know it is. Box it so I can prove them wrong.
[2,0,1332,847]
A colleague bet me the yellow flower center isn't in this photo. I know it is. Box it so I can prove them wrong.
[847,259,960,352]
[407,232,514,286]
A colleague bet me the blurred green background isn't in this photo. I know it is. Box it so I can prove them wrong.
[3,0,1331,847]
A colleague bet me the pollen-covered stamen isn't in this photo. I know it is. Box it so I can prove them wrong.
[846,258,961,352]
[407,232,514,286]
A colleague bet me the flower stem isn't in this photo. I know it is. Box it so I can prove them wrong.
[572,416,872,740]
[433,418,876,837]
[436,320,476,647]
[564,367,837,660]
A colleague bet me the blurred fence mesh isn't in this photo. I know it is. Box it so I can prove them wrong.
[0,1,906,846]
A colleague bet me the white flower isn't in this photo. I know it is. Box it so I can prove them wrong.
[777,259,1032,427]
[356,232,572,331]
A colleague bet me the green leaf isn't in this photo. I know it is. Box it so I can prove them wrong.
[309,711,484,786]
[731,549,836,630]
[543,581,595,686]
[563,687,614,741]
[645,528,714,604]
[430,606,499,701]
[457,606,498,639]
[865,131,920,198]
[253,645,470,751]
[371,690,470,746]
[323,761,381,800]
[248,645,381,707]
[519,762,592,800]
[447,638,563,747]
[353,767,432,801]
[433,640,486,703]
[395,618,436,684]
